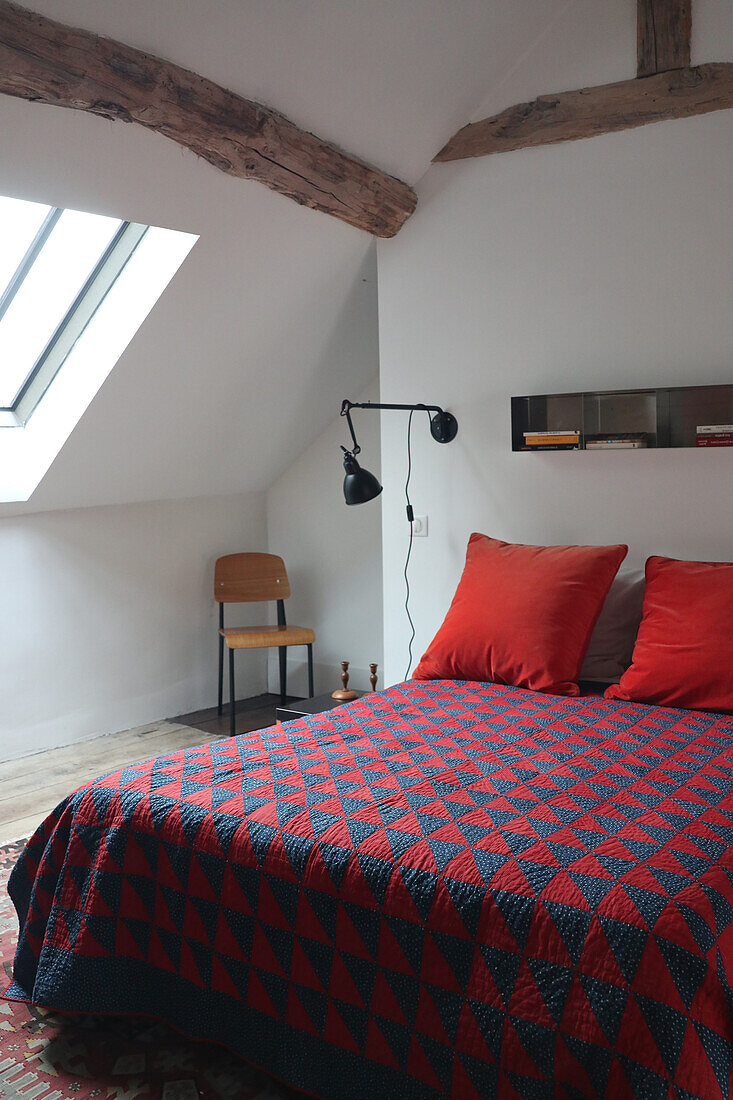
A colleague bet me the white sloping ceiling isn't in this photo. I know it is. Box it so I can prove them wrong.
[0,0,569,516]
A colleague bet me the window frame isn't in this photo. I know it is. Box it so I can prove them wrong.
[0,212,149,427]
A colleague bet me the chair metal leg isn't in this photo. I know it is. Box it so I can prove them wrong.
[278,646,287,704]
[229,647,236,738]
[307,644,314,698]
[217,633,224,716]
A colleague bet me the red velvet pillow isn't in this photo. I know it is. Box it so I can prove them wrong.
[413,534,628,695]
[605,556,733,713]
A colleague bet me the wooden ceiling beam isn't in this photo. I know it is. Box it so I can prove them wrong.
[637,0,691,77]
[434,0,731,165]
[434,63,733,162]
[0,1,416,238]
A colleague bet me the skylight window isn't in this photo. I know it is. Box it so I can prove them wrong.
[0,197,143,423]
[0,193,197,502]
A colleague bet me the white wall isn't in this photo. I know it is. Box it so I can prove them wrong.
[377,1,733,685]
[0,493,267,760]
[266,378,383,696]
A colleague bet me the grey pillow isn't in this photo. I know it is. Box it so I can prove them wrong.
[580,569,645,683]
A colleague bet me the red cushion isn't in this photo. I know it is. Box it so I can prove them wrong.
[605,556,733,713]
[413,534,627,695]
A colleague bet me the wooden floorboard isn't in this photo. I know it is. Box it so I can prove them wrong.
[0,693,289,847]
[0,722,190,785]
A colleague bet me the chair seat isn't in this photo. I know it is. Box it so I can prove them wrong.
[219,624,316,650]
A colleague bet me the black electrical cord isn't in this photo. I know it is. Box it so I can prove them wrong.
[403,410,415,679]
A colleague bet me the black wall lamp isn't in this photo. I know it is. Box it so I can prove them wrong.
[340,399,458,505]
[340,397,458,678]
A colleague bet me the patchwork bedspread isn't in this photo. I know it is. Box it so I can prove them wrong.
[5,681,733,1099]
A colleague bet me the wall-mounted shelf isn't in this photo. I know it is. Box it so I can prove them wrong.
[511,384,733,452]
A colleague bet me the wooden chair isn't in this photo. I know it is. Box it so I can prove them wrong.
[215,553,315,736]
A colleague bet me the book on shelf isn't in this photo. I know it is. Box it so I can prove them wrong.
[586,441,647,450]
[523,429,580,448]
[585,433,649,450]
[695,423,733,447]
[524,436,580,447]
[522,443,580,451]
[523,429,580,437]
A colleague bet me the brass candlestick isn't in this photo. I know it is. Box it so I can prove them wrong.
[331,660,358,702]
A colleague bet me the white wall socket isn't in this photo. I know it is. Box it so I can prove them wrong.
[412,514,428,537]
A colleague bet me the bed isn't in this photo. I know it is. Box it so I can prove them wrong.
[5,680,733,1099]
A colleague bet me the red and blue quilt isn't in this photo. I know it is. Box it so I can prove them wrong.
[5,681,733,1099]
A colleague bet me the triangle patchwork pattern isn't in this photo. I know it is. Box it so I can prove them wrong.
[6,679,733,1099]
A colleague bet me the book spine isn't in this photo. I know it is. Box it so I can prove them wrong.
[523,429,580,437]
[696,425,733,434]
[696,437,733,447]
[586,441,646,449]
[522,444,579,451]
[524,436,580,447]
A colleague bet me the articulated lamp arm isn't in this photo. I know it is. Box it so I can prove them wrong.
[339,398,458,506]
[340,399,458,448]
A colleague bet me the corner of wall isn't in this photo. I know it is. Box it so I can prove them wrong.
[265,378,384,698]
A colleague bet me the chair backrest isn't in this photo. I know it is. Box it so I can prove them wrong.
[214,553,291,603]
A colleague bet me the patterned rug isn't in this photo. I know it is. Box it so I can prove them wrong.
[0,839,298,1100]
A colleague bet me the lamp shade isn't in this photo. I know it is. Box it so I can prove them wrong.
[343,451,382,505]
